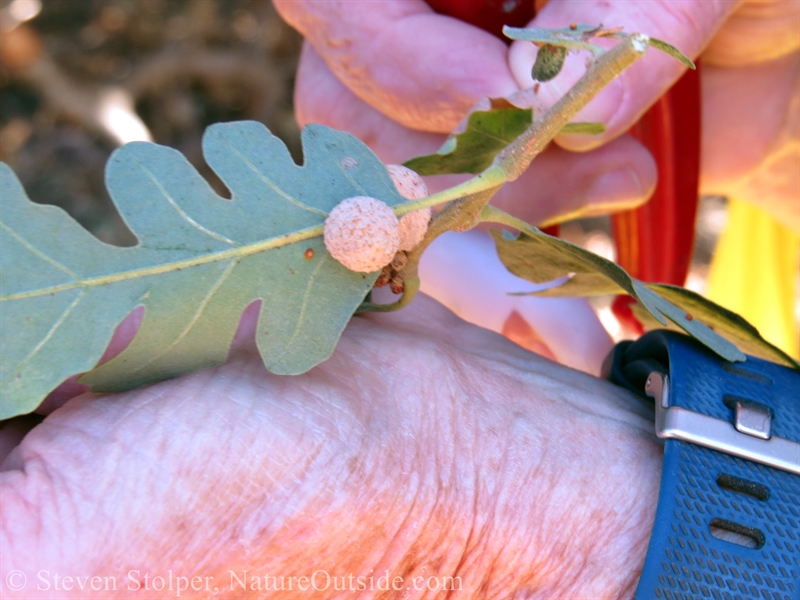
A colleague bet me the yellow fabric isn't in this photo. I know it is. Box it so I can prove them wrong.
[707,198,800,359]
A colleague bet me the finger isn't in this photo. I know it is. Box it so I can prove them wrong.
[489,133,657,226]
[275,0,518,133]
[294,42,446,163]
[35,307,144,415]
[296,43,657,224]
[703,0,800,66]
[418,230,613,375]
[508,0,739,151]
[700,52,800,231]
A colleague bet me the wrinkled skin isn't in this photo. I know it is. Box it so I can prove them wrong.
[3,3,795,597]
[1,297,661,598]
[277,0,799,230]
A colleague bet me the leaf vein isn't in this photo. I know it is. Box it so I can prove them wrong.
[131,258,240,372]
[271,254,328,364]
[334,152,367,196]
[0,220,79,280]
[136,160,238,246]
[0,224,323,302]
[474,129,512,145]
[220,139,328,217]
[1,289,86,387]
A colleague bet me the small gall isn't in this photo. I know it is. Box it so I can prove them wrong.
[389,275,405,295]
[374,265,393,288]
[685,313,694,321]
[304,248,314,259]
[391,250,408,271]
[387,164,432,252]
[324,196,400,273]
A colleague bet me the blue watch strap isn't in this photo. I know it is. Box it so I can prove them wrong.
[606,330,800,599]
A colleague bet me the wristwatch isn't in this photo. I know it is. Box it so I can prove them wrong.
[605,330,800,599]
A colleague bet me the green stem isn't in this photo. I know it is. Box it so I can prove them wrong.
[395,34,649,222]
[367,33,649,312]
[392,186,501,302]
[495,33,649,181]
[393,165,506,217]
[479,205,533,232]
[356,276,420,313]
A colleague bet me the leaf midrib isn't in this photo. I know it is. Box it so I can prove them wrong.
[0,223,324,301]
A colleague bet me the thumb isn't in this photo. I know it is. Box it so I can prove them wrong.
[508,0,739,151]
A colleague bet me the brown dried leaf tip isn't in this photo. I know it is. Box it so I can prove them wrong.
[324,196,400,273]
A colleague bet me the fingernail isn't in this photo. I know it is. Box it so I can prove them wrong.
[585,167,646,213]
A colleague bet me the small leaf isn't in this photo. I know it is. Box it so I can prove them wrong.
[490,225,748,363]
[0,121,408,419]
[494,229,632,298]
[404,104,532,175]
[502,24,605,56]
[633,284,799,369]
[649,37,695,69]
[559,122,606,135]
[503,24,597,44]
[532,44,568,82]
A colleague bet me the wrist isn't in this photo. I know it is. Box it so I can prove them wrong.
[353,354,664,597]
[464,369,661,597]
[258,350,662,597]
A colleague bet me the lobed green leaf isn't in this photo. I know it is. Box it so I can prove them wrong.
[0,121,407,419]
[633,284,799,369]
[503,24,606,56]
[503,24,599,44]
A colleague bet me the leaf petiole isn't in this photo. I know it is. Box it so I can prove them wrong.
[502,25,606,57]
[392,165,507,218]
[479,205,531,231]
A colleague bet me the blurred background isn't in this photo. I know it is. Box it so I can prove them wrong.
[0,0,302,245]
[0,0,758,345]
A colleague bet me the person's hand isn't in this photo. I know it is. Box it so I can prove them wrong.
[274,0,799,231]
[1,295,661,598]
[417,230,614,375]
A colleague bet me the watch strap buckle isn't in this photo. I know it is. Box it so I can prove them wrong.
[646,371,800,475]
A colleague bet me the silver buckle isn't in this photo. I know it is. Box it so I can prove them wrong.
[646,372,800,475]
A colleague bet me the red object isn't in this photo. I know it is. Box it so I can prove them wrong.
[540,224,559,236]
[610,66,701,328]
[611,295,646,336]
[424,0,534,40]
[611,68,701,285]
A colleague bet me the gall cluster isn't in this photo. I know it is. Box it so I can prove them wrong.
[323,165,431,292]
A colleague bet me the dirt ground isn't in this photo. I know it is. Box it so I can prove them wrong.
[0,0,302,245]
